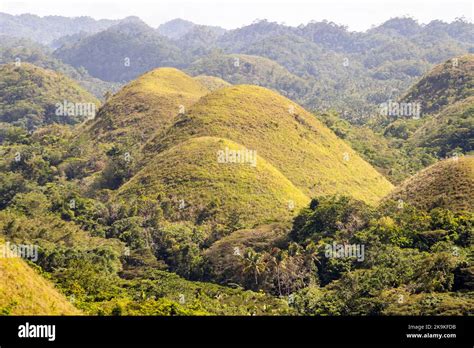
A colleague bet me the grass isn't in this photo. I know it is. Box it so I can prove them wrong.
[119,136,309,227]
[0,63,99,128]
[144,84,394,205]
[387,156,474,212]
[85,67,210,145]
[194,75,231,91]
[0,240,80,315]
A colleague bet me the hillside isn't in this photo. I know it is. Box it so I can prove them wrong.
[186,53,311,102]
[408,96,474,157]
[194,75,231,91]
[0,63,99,130]
[144,84,394,205]
[386,156,474,212]
[118,137,309,227]
[54,18,185,82]
[400,55,473,115]
[379,55,473,162]
[0,12,120,45]
[0,35,121,99]
[0,241,80,315]
[85,68,209,145]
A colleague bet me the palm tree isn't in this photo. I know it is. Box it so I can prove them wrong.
[269,248,288,297]
[242,249,266,288]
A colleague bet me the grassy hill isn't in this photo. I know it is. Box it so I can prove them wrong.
[144,85,394,205]
[118,136,309,227]
[400,55,473,115]
[194,75,231,91]
[0,63,99,130]
[386,156,474,212]
[85,68,209,145]
[407,96,474,157]
[0,241,80,315]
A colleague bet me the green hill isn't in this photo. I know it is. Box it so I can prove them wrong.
[54,18,186,82]
[119,137,309,227]
[0,63,99,130]
[0,241,80,315]
[85,68,210,145]
[144,85,394,205]
[386,156,474,212]
[0,35,120,99]
[400,55,473,115]
[186,53,311,102]
[408,96,474,157]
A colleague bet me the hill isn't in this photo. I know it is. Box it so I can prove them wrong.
[144,84,394,205]
[186,53,311,102]
[85,68,209,145]
[0,35,121,99]
[0,63,99,130]
[0,241,80,315]
[407,96,474,158]
[400,55,473,115]
[194,75,231,91]
[380,55,473,161]
[157,19,198,39]
[386,156,474,212]
[54,18,185,82]
[0,12,120,45]
[118,137,309,227]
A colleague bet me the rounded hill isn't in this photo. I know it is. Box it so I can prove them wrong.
[0,63,99,130]
[85,67,209,145]
[118,136,309,227]
[144,85,394,205]
[386,156,474,212]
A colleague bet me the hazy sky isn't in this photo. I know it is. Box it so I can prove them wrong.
[1,0,472,31]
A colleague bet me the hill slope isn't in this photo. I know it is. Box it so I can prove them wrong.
[0,63,99,130]
[119,136,309,227]
[54,18,185,82]
[386,156,474,212]
[144,85,394,205]
[0,242,80,315]
[85,68,209,145]
[186,53,311,101]
[194,75,231,91]
[401,55,473,115]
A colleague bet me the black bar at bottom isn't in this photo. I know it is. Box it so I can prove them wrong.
[0,316,471,346]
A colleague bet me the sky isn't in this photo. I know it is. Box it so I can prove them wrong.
[1,0,472,31]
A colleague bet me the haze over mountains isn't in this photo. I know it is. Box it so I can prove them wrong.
[0,11,472,316]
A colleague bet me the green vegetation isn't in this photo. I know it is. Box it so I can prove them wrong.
[0,35,120,99]
[54,18,186,82]
[0,27,471,316]
[0,239,81,315]
[0,63,99,130]
[187,53,311,102]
